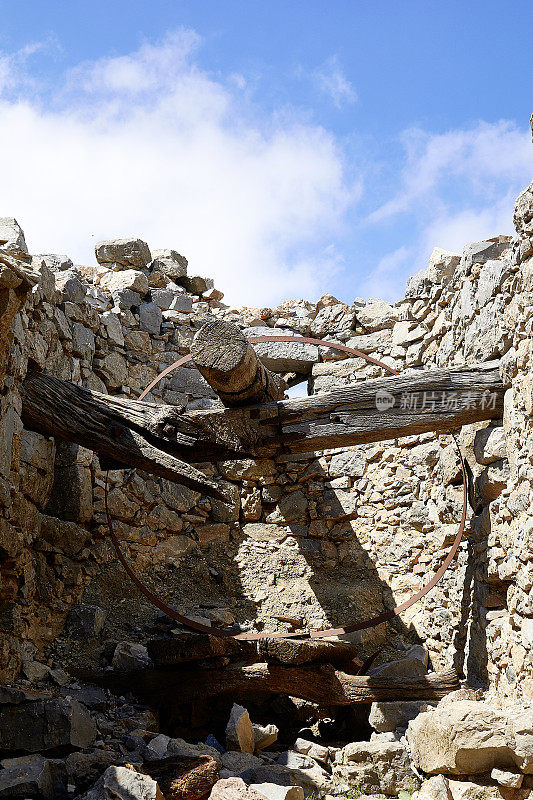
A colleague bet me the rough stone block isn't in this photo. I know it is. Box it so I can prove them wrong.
[95,238,152,269]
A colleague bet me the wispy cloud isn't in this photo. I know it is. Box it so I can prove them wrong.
[0,30,359,305]
[312,56,357,109]
[363,120,533,298]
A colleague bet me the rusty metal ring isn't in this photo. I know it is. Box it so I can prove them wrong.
[105,335,468,641]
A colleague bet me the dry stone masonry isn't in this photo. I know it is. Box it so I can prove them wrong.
[0,176,533,797]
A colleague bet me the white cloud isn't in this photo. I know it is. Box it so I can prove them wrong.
[313,56,357,109]
[0,31,358,306]
[363,120,533,299]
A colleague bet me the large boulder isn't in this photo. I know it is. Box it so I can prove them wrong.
[95,238,151,269]
[81,765,163,800]
[226,704,255,754]
[369,700,436,733]
[514,180,533,237]
[0,698,97,752]
[407,697,533,775]
[0,754,67,799]
[333,737,419,797]
[0,217,28,258]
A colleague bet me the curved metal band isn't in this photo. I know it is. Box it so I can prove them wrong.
[105,335,468,640]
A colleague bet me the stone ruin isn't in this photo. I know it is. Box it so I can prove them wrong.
[0,177,532,799]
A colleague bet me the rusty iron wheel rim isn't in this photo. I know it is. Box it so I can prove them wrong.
[105,334,469,641]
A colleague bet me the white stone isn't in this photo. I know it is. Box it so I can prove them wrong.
[226,703,255,754]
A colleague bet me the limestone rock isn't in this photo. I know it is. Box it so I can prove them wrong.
[150,248,188,279]
[33,253,73,272]
[0,697,97,752]
[0,754,67,799]
[112,642,152,671]
[406,248,460,297]
[369,700,436,733]
[310,303,356,336]
[0,217,28,257]
[462,238,510,268]
[491,767,523,788]
[368,646,428,680]
[293,738,329,763]
[356,300,398,331]
[81,765,164,800]
[100,268,149,296]
[226,704,255,754]
[334,739,419,797]
[253,723,278,751]
[514,180,533,237]
[210,777,271,800]
[474,425,507,465]
[243,327,319,373]
[407,699,533,775]
[250,785,304,800]
[95,238,152,269]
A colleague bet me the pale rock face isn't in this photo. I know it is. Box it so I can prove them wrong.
[461,238,510,269]
[369,700,436,733]
[0,217,28,257]
[243,326,319,373]
[95,238,152,269]
[514,179,533,236]
[356,300,398,331]
[210,777,273,800]
[406,247,460,297]
[150,248,188,280]
[474,424,507,464]
[100,268,149,296]
[491,767,523,788]
[406,699,533,775]
[250,784,303,800]
[333,739,419,796]
[81,765,164,800]
[226,704,255,754]
[33,253,73,272]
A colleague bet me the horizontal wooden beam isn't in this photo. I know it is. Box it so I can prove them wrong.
[22,362,504,486]
[73,662,460,706]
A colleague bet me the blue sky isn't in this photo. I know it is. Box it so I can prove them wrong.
[0,1,532,305]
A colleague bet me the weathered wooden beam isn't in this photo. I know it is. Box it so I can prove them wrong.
[22,363,504,481]
[183,361,504,458]
[73,663,460,706]
[21,371,227,500]
[191,319,286,406]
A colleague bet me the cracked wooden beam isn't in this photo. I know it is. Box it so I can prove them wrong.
[21,371,228,500]
[191,318,286,406]
[21,362,504,488]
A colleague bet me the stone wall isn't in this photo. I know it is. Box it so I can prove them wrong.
[0,179,533,704]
